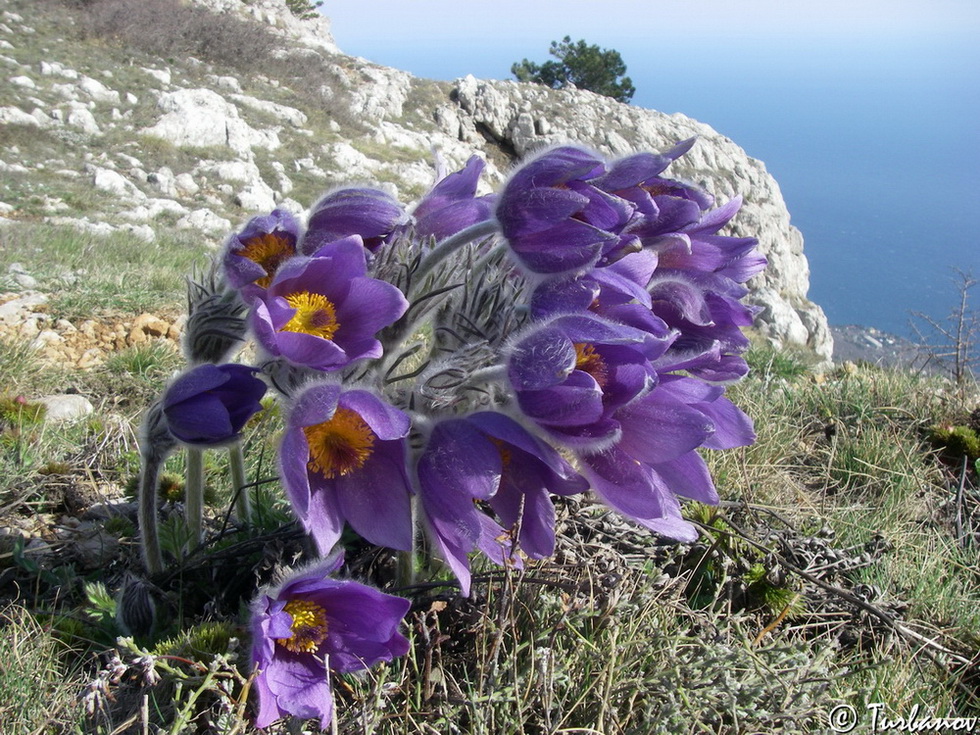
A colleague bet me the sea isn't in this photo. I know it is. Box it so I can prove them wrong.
[335,33,980,338]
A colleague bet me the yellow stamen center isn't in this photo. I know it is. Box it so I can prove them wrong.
[239,233,296,288]
[574,343,609,388]
[281,291,340,340]
[304,407,376,479]
[276,599,329,654]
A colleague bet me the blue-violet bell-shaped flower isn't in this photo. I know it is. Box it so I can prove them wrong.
[495,146,639,276]
[250,558,411,729]
[301,187,409,255]
[162,363,266,446]
[506,313,658,451]
[222,209,301,301]
[250,236,409,372]
[279,382,414,554]
[411,155,496,241]
[417,412,588,596]
[578,374,756,542]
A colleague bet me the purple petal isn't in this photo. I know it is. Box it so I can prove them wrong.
[516,372,605,427]
[260,654,333,727]
[305,480,346,554]
[652,452,719,504]
[287,382,341,429]
[333,277,409,342]
[333,442,413,551]
[617,391,714,465]
[507,325,576,391]
[279,426,314,518]
[338,391,411,441]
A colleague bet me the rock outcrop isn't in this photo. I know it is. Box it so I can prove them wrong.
[0,0,832,362]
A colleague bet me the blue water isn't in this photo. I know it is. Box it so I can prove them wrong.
[337,34,980,336]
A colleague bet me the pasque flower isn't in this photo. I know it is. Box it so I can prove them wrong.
[302,187,409,254]
[162,363,266,446]
[280,382,414,554]
[251,236,409,371]
[251,558,410,729]
[506,313,658,451]
[592,137,711,242]
[412,155,495,241]
[495,146,639,275]
[417,412,588,595]
[222,208,301,300]
[579,373,756,541]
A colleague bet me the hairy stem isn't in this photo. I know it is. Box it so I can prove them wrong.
[138,450,164,574]
[228,442,251,524]
[185,448,204,550]
[413,219,500,283]
[396,496,419,589]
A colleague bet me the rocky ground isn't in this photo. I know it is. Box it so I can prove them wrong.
[0,290,183,370]
[830,323,938,374]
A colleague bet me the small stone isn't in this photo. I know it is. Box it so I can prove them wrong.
[132,312,169,337]
[76,348,103,369]
[127,327,148,345]
[13,272,37,289]
[38,394,95,424]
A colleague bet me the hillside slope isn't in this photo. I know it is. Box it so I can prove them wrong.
[0,0,831,361]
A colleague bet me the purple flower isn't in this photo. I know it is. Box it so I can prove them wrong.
[250,558,410,729]
[594,139,711,242]
[280,382,413,554]
[495,146,639,275]
[251,237,409,371]
[506,314,657,451]
[222,209,301,300]
[528,253,676,358]
[417,412,588,595]
[301,188,409,255]
[162,363,266,446]
[412,155,495,241]
[578,374,756,542]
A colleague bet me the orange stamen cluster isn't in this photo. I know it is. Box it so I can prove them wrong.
[238,233,296,288]
[573,343,609,388]
[304,407,376,479]
[281,292,340,340]
[276,599,329,654]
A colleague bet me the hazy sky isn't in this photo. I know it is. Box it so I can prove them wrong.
[321,0,980,99]
[324,0,980,56]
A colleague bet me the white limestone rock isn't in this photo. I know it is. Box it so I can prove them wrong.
[346,65,412,122]
[142,88,280,156]
[234,182,277,212]
[77,75,120,105]
[38,394,94,424]
[9,74,35,89]
[174,173,200,196]
[141,67,171,85]
[177,208,232,237]
[67,106,100,134]
[0,105,39,126]
[230,94,308,128]
[89,166,145,201]
[39,60,78,79]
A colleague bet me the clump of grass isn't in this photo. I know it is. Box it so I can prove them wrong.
[104,340,181,380]
[928,422,980,462]
[0,223,209,321]
[745,342,812,380]
[0,604,80,732]
[0,394,46,428]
